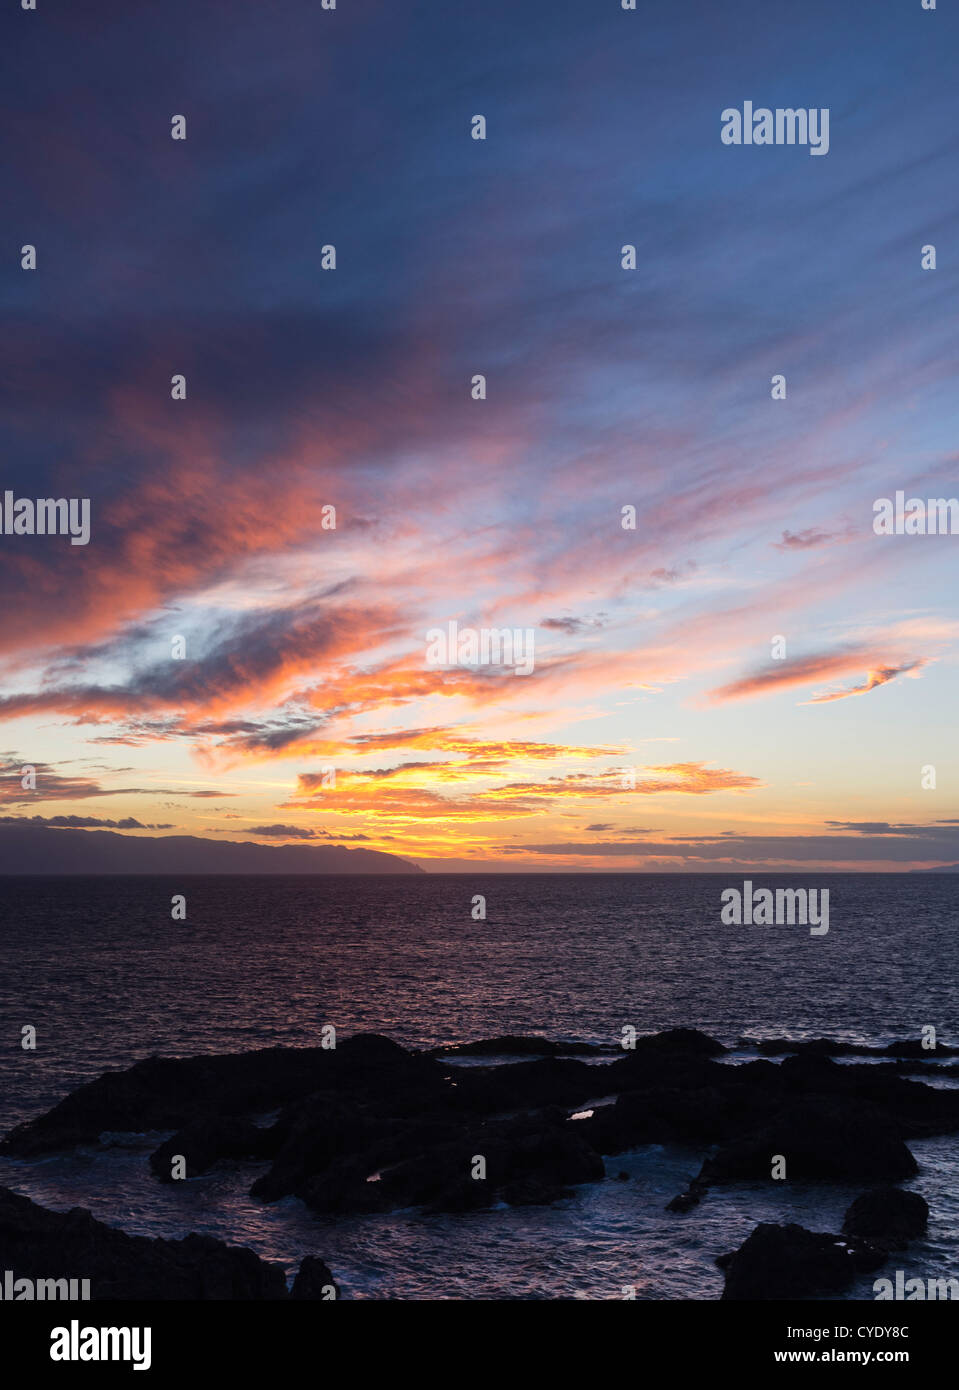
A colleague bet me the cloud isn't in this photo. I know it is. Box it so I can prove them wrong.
[706,649,925,704]
[248,823,317,839]
[0,760,234,805]
[240,822,377,842]
[509,823,959,865]
[283,761,761,835]
[0,596,409,724]
[824,820,931,835]
[803,662,925,704]
[647,563,698,588]
[208,717,627,766]
[540,615,607,634]
[1,0,955,864]
[0,813,171,829]
[773,528,835,551]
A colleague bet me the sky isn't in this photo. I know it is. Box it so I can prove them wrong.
[1,0,958,871]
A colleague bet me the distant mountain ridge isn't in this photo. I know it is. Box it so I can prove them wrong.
[0,824,423,874]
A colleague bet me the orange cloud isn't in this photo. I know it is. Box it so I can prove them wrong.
[283,760,761,833]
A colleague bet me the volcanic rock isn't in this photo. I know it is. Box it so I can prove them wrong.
[842,1187,929,1249]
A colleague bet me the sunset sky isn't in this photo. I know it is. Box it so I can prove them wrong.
[1,0,958,870]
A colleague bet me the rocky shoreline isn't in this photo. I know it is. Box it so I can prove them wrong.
[1,1029,955,1299]
[0,1186,337,1300]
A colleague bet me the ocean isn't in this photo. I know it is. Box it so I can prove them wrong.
[1,872,957,1299]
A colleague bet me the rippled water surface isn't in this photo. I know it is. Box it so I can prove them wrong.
[1,873,957,1298]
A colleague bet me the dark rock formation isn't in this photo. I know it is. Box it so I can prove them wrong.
[290,1256,340,1300]
[627,1028,726,1057]
[881,1039,958,1059]
[500,1177,574,1206]
[297,1108,604,1216]
[431,1036,605,1057]
[8,1029,959,1225]
[446,1057,601,1113]
[252,1101,464,1205]
[773,1054,959,1139]
[842,1187,929,1249]
[698,1098,918,1186]
[721,1222,885,1300]
[748,1037,867,1056]
[666,1178,708,1212]
[1,1034,443,1158]
[149,1117,275,1180]
[0,1185,288,1299]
